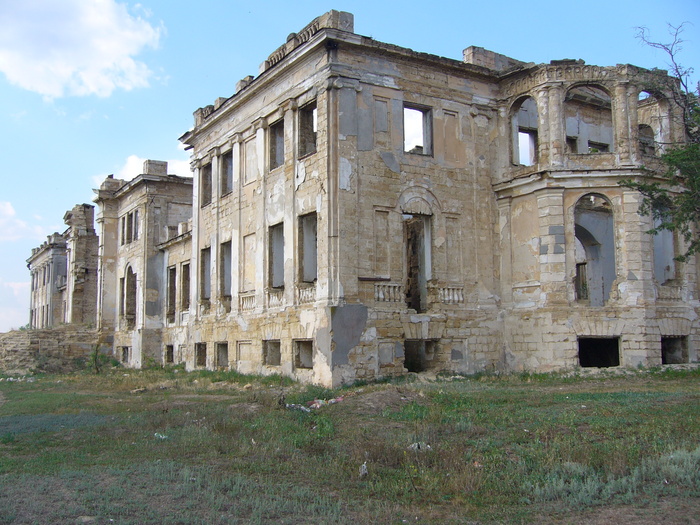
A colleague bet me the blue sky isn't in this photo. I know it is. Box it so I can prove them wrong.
[0,0,698,331]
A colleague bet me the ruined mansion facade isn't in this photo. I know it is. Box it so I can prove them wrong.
[25,11,699,385]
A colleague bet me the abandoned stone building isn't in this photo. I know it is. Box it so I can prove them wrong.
[27,204,98,329]
[92,160,193,368]
[23,10,699,385]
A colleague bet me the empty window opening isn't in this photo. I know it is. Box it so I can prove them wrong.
[120,346,130,363]
[578,337,620,367]
[299,101,317,157]
[404,106,432,155]
[165,345,174,364]
[221,150,233,195]
[269,223,284,289]
[124,267,137,329]
[566,136,579,154]
[132,210,138,241]
[565,85,613,154]
[405,214,431,313]
[661,336,688,364]
[295,340,313,369]
[216,342,229,369]
[201,163,212,207]
[181,263,190,310]
[300,213,317,283]
[264,340,282,366]
[512,96,538,166]
[574,194,616,306]
[195,343,207,367]
[638,124,656,156]
[404,340,437,373]
[220,241,232,302]
[167,266,176,323]
[120,217,126,245]
[638,90,666,155]
[269,119,285,170]
[200,247,211,301]
[653,216,676,284]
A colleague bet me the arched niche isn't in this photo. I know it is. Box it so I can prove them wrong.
[574,194,616,306]
[511,96,538,166]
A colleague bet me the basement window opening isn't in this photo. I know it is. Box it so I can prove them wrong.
[661,336,688,364]
[165,345,174,364]
[404,339,437,373]
[578,337,620,368]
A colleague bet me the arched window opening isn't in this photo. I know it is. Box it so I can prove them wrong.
[574,194,616,306]
[565,85,613,154]
[512,96,538,166]
[639,124,656,156]
[124,266,137,329]
[404,213,432,313]
[638,90,665,156]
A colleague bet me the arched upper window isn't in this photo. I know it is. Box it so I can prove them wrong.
[574,194,616,306]
[565,85,613,154]
[638,90,666,156]
[511,96,538,166]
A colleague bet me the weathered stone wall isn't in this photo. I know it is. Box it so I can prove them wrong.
[0,326,101,375]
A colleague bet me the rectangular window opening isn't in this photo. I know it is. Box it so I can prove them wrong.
[220,241,232,307]
[120,346,130,364]
[201,163,212,207]
[216,342,229,369]
[300,213,317,283]
[269,119,285,170]
[221,150,233,196]
[298,102,317,157]
[518,130,537,165]
[405,214,431,313]
[403,106,432,155]
[661,336,688,364]
[578,337,620,368]
[181,263,190,310]
[294,340,313,369]
[165,345,174,364]
[588,141,610,154]
[195,343,207,367]
[269,223,284,289]
[200,247,211,301]
[167,266,176,323]
[263,340,282,366]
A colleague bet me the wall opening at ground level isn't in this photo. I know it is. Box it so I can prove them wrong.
[661,336,688,364]
[404,339,437,373]
[578,337,619,367]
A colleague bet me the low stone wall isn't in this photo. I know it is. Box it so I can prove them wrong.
[0,326,101,375]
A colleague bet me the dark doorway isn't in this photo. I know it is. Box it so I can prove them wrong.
[404,340,436,372]
[578,337,619,367]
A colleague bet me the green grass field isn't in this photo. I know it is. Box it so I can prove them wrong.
[1,366,698,524]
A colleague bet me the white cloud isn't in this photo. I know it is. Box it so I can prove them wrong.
[91,154,192,188]
[0,0,162,98]
[0,281,30,332]
[0,202,48,242]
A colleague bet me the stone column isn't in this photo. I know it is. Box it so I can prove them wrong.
[537,189,567,305]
